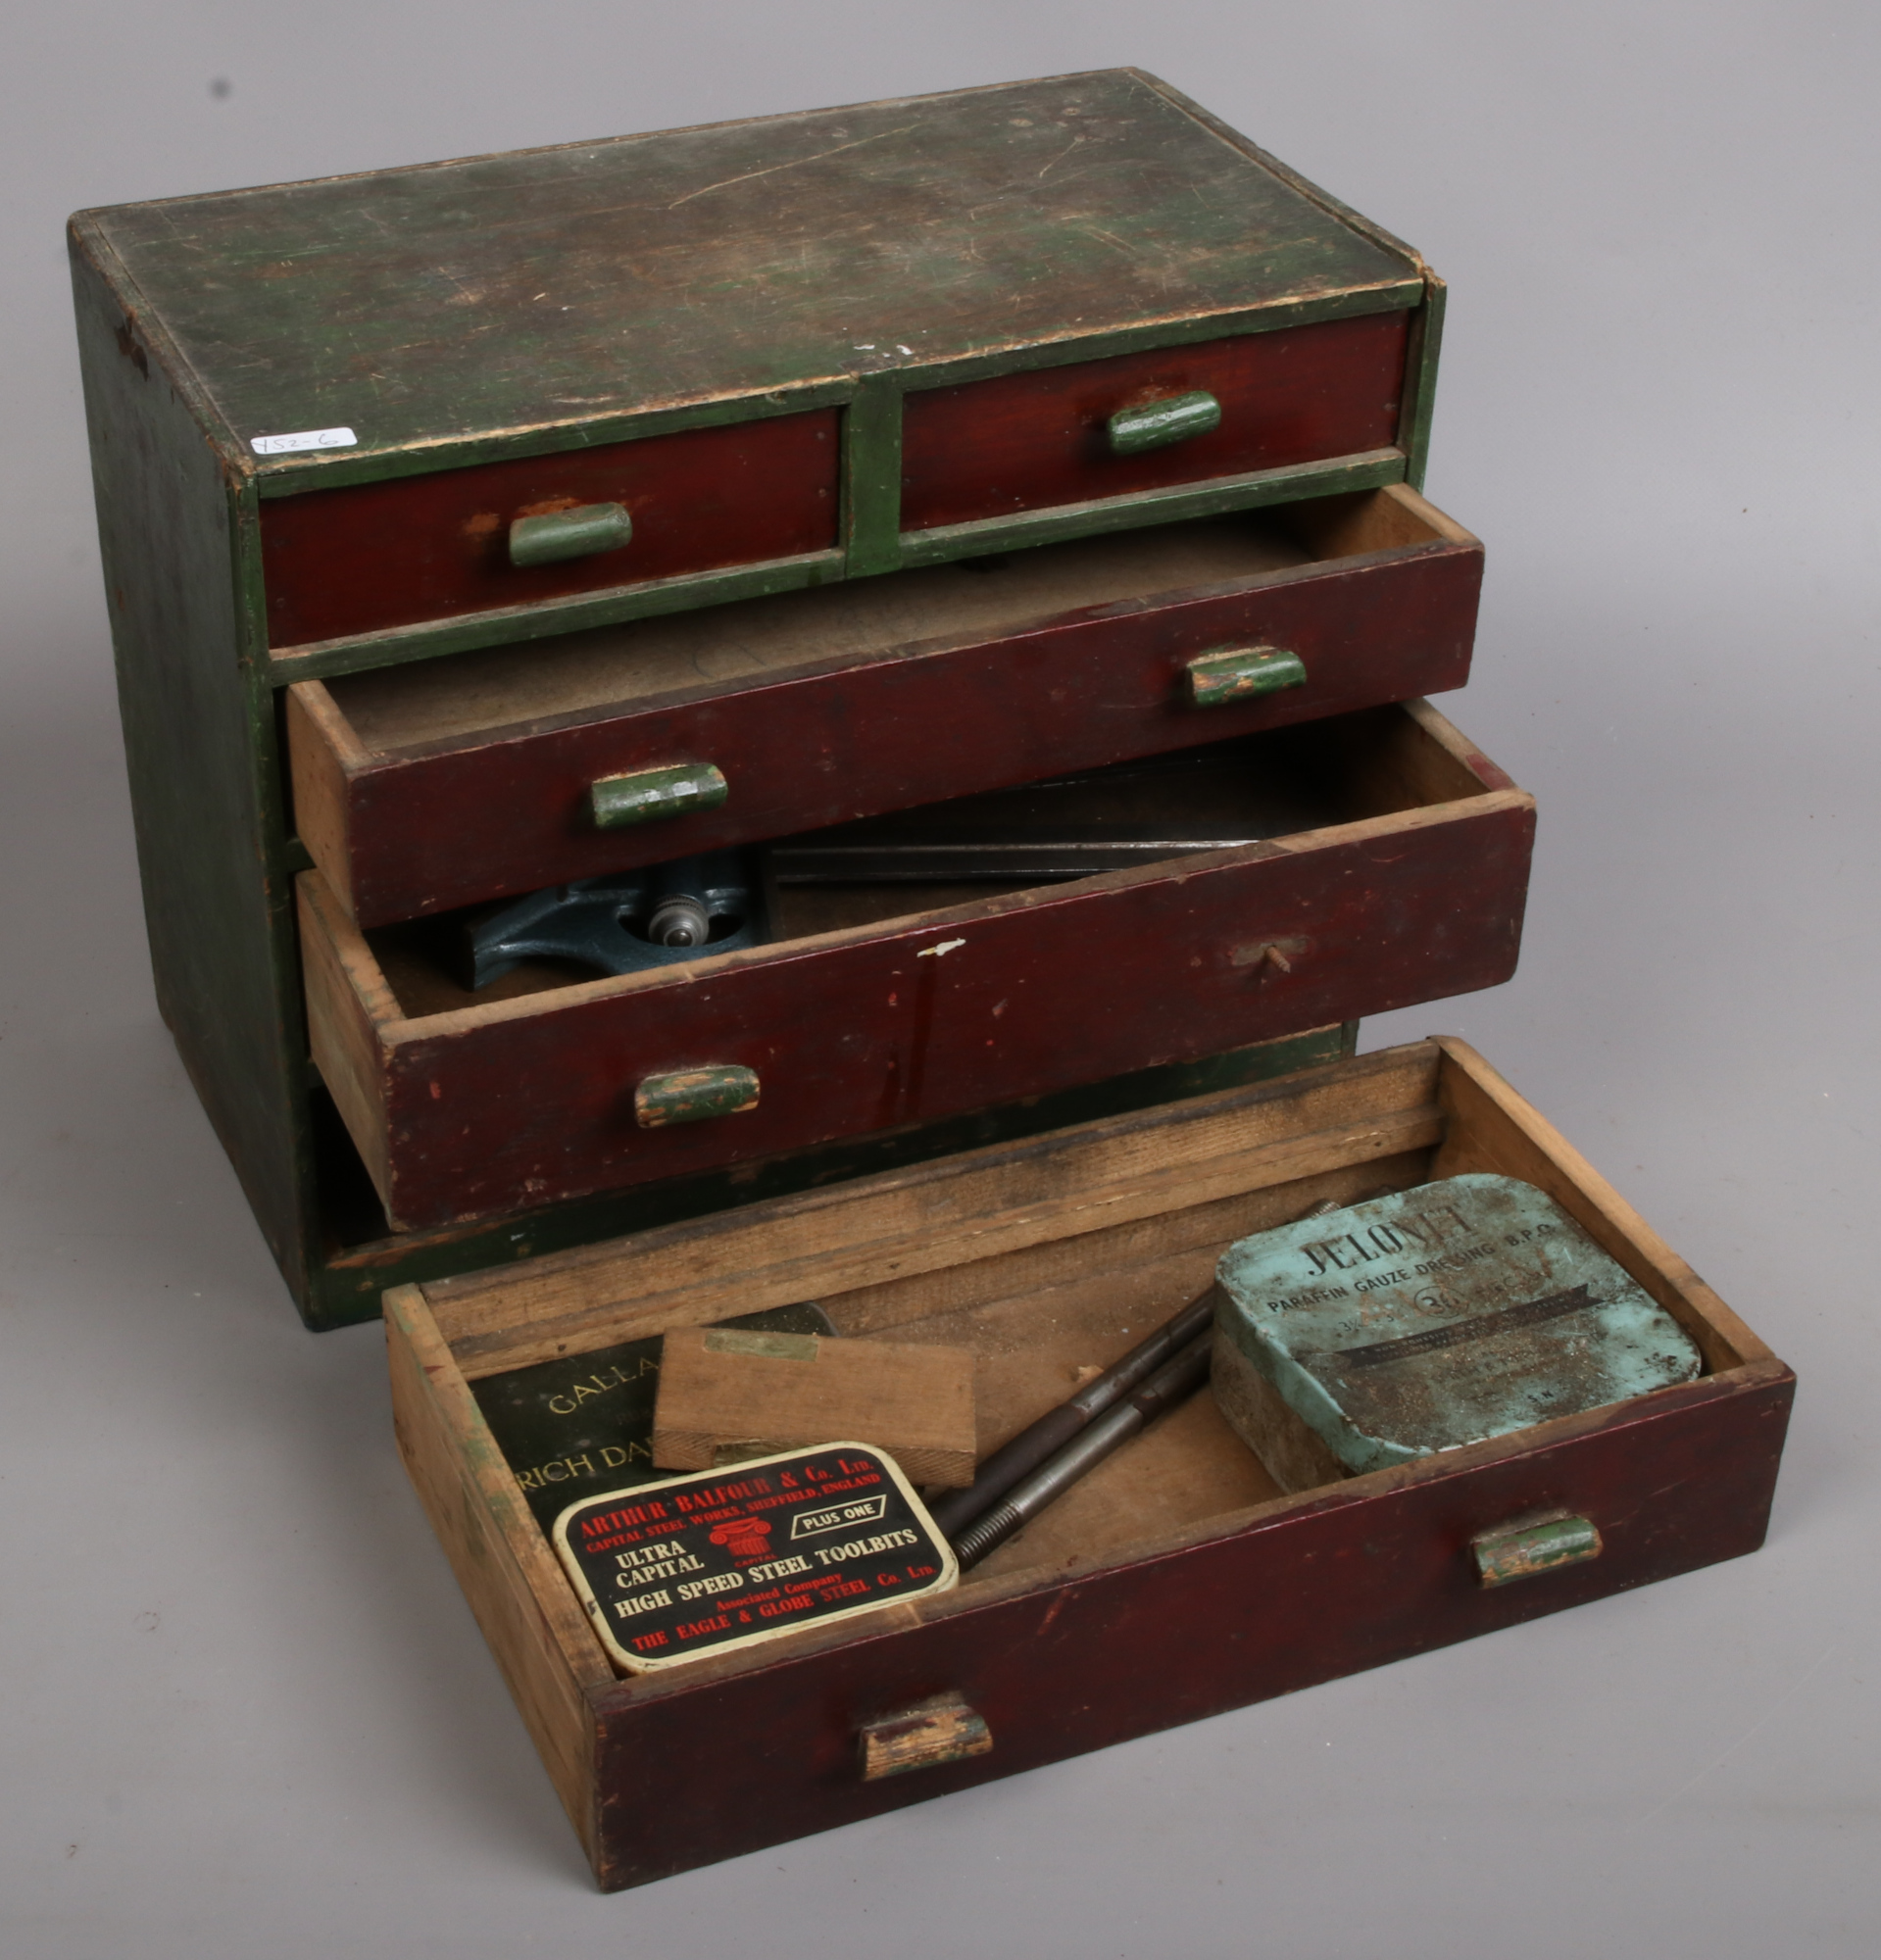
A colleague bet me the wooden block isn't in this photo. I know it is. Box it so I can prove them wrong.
[652,1329,977,1486]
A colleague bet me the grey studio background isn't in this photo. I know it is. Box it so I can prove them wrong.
[2,4,1874,1954]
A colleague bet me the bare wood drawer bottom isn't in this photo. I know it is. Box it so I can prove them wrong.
[384,1038,1792,1891]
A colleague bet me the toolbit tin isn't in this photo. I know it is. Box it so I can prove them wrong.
[553,1444,958,1672]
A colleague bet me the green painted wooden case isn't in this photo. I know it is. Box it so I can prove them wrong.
[68,70,1429,1330]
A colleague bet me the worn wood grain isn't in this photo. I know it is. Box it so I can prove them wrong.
[424,1044,1444,1368]
[1428,1038,1769,1373]
[451,1111,1442,1377]
[652,1329,977,1484]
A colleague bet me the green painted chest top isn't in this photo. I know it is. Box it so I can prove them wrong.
[78,69,1424,481]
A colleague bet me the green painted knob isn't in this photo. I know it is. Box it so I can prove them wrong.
[590,761,728,830]
[509,502,633,567]
[634,1065,761,1130]
[1108,390,1222,456]
[1185,645,1308,708]
[1472,1515,1604,1589]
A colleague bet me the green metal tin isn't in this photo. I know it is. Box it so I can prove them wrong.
[1108,389,1223,456]
[590,761,729,830]
[1213,1176,1703,1475]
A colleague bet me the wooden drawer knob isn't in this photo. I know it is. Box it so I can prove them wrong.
[1472,1515,1604,1588]
[509,501,633,567]
[590,761,729,830]
[1185,644,1308,708]
[1108,389,1222,456]
[634,1065,760,1130]
[859,1692,993,1781]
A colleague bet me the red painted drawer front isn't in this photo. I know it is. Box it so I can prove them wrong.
[320,734,1532,1231]
[260,409,840,649]
[584,1363,1792,1888]
[900,314,1410,533]
[314,529,1481,928]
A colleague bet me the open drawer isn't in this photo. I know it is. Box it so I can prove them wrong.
[287,483,1481,929]
[383,1037,1794,1890]
[301,701,1534,1232]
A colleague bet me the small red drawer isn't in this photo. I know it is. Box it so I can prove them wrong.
[900,313,1410,534]
[301,700,1532,1233]
[289,484,1482,929]
[259,410,841,650]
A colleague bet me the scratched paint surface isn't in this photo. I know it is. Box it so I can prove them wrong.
[1214,1176,1703,1474]
[77,71,1418,465]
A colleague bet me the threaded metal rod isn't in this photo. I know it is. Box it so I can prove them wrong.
[951,1501,1025,1569]
[935,1193,1360,1547]
[952,1332,1216,1570]
[926,1288,1216,1539]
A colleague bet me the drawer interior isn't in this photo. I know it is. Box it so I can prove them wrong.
[390,1039,1779,1690]
[359,703,1494,1017]
[312,485,1468,758]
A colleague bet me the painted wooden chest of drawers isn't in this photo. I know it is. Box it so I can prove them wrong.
[71,69,1791,1900]
[70,70,1486,1328]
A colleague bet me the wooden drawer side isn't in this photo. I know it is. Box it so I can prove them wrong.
[298,875,394,1201]
[383,1285,613,1858]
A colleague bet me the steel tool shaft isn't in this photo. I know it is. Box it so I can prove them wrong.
[924,1288,1215,1538]
[950,1332,1216,1570]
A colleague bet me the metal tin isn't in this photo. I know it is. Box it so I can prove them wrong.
[552,1444,958,1673]
[1213,1175,1703,1475]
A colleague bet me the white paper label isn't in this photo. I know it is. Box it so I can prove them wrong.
[250,426,357,456]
